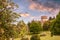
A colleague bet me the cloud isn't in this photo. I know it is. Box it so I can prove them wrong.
[29,3,36,10]
[20,13,30,17]
[29,0,60,12]
[30,16,40,19]
[31,16,36,19]
[29,3,54,12]
[30,16,41,21]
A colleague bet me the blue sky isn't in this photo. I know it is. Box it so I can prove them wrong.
[13,0,60,23]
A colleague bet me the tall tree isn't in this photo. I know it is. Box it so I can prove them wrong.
[28,20,41,40]
[28,20,42,34]
[17,20,28,39]
[50,12,60,36]
[0,0,20,40]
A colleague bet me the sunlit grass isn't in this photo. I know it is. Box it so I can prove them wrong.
[40,31,60,40]
[14,31,60,40]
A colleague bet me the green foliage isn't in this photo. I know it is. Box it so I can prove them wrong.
[50,12,60,35]
[0,0,20,40]
[43,21,50,31]
[49,17,55,20]
[30,35,40,40]
[28,20,42,34]
[27,22,31,27]
[17,20,28,37]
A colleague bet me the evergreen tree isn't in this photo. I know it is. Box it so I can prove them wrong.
[51,12,60,36]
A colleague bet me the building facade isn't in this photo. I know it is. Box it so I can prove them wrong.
[41,16,48,26]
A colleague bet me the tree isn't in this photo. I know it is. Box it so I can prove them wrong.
[28,20,42,34]
[17,20,28,40]
[0,0,20,40]
[43,21,50,31]
[50,12,60,36]
[49,17,55,21]
[28,20,42,40]
[49,17,53,20]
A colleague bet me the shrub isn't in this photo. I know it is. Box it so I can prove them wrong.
[30,35,40,40]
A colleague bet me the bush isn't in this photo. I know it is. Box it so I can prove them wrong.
[30,35,40,40]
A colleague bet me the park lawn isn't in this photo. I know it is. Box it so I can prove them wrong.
[40,36,60,40]
[14,38,20,40]
[40,31,60,40]
[14,36,60,40]
[14,31,60,40]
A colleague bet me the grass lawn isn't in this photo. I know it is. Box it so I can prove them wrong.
[14,31,60,40]
[40,31,60,40]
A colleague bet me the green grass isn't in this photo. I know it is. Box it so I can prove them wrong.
[40,31,60,40]
[13,31,60,40]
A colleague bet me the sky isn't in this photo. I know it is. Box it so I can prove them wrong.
[13,0,60,23]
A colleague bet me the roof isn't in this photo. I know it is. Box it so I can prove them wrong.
[41,16,47,19]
